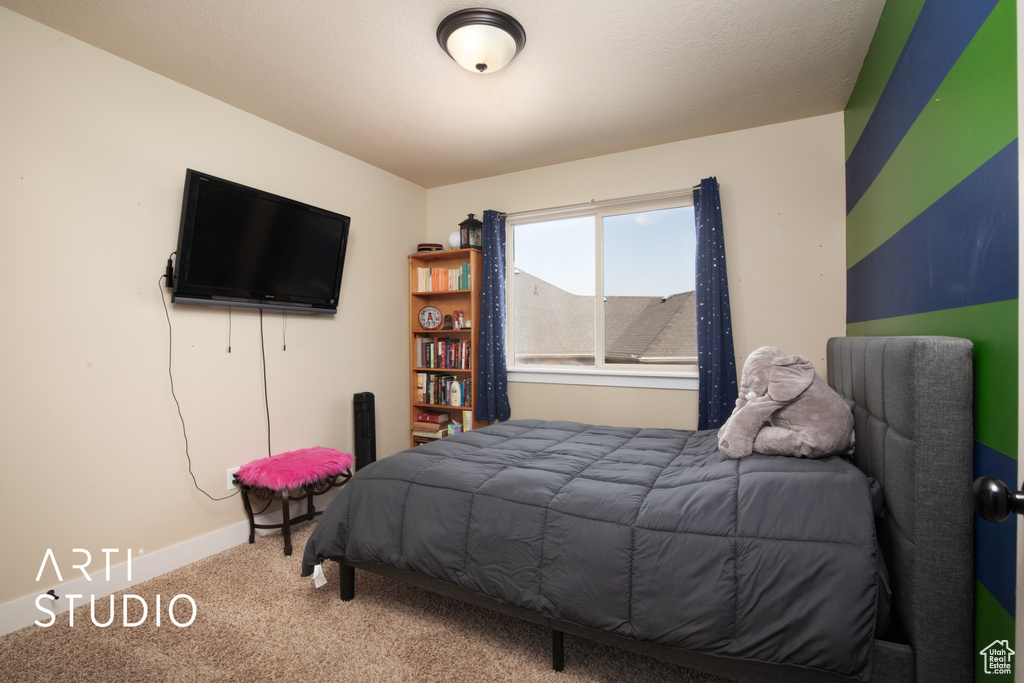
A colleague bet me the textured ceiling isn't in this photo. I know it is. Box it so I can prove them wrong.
[0,0,885,188]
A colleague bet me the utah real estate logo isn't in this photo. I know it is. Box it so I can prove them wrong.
[980,639,1015,676]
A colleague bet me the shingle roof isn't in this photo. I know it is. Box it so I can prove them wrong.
[605,291,697,362]
[512,270,696,365]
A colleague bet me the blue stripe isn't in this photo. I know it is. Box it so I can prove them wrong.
[846,139,1018,324]
[975,441,1018,618]
[845,0,999,214]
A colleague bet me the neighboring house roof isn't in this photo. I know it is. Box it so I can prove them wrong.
[512,270,696,365]
[604,291,697,362]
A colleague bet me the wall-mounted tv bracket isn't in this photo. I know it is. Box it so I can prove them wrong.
[973,476,1024,522]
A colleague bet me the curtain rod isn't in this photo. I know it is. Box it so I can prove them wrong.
[501,187,694,219]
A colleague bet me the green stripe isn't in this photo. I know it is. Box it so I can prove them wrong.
[844,0,928,160]
[846,300,1019,458]
[846,0,1018,268]
[976,581,1016,679]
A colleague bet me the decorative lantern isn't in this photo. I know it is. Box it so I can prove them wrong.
[459,213,483,249]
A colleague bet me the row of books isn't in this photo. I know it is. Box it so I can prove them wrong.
[416,264,471,292]
[416,337,471,370]
[411,409,474,442]
[415,373,472,407]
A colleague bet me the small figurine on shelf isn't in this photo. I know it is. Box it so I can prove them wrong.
[453,310,463,330]
[443,314,454,330]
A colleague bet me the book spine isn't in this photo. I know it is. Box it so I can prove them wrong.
[459,340,471,369]
[413,420,450,430]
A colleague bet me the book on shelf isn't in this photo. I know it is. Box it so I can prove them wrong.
[416,338,471,370]
[415,373,472,407]
[412,427,447,439]
[416,263,471,293]
[413,418,466,440]
[412,419,450,431]
[415,410,449,423]
[415,373,425,404]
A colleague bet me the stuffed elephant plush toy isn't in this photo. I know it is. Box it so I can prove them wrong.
[718,346,854,459]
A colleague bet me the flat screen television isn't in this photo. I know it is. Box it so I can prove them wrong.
[172,169,351,314]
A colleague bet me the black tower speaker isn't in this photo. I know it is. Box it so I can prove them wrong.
[353,392,377,471]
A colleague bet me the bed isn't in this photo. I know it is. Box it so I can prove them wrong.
[302,336,974,682]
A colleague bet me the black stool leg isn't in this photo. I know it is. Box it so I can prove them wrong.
[240,486,256,544]
[281,489,292,556]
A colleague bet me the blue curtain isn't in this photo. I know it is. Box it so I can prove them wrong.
[475,209,511,423]
[694,177,738,429]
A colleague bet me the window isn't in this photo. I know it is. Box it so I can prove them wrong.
[507,193,696,387]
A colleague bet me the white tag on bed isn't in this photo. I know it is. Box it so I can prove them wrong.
[312,563,327,589]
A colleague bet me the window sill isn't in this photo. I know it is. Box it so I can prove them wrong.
[507,366,699,390]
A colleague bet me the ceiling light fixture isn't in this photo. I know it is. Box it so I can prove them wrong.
[437,8,526,74]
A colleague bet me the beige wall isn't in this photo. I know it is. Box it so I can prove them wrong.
[426,114,848,429]
[0,8,848,608]
[0,9,423,605]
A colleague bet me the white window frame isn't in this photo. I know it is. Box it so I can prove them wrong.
[506,190,699,390]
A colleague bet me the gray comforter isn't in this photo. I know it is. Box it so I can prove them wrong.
[302,419,883,680]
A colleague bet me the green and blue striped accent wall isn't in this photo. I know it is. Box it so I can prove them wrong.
[844,0,1018,678]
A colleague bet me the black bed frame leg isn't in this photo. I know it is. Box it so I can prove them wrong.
[339,561,354,601]
[551,628,564,671]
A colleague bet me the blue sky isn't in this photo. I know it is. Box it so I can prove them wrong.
[512,206,695,297]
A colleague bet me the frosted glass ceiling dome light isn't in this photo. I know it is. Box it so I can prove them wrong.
[437,8,526,73]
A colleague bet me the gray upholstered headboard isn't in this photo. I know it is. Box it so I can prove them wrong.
[826,336,974,683]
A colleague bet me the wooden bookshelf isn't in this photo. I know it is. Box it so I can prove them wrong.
[408,248,484,446]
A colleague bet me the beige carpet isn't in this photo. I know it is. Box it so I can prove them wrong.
[0,521,731,682]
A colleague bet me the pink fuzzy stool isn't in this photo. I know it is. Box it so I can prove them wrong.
[234,447,354,556]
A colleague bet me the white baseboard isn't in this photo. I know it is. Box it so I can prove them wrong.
[0,500,312,636]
